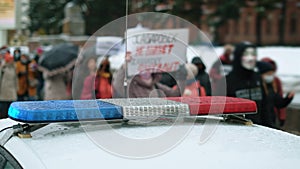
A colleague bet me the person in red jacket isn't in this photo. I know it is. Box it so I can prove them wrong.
[80,57,97,100]
[261,57,287,127]
[95,57,113,99]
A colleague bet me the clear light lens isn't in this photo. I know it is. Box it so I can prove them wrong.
[101,98,189,120]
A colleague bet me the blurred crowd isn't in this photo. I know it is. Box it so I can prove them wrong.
[0,41,294,129]
[0,46,42,118]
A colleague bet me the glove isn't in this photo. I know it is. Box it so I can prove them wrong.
[174,64,187,80]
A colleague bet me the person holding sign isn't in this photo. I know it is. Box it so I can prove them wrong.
[112,52,187,98]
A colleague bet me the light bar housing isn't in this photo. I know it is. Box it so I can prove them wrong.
[8,97,257,123]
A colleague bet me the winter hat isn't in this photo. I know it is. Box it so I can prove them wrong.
[191,57,202,64]
[257,61,275,74]
[185,63,198,80]
[261,57,277,71]
[36,47,43,55]
[191,56,206,70]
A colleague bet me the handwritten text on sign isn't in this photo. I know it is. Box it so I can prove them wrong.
[127,29,189,76]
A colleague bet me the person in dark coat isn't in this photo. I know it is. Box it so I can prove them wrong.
[34,47,44,100]
[13,48,21,61]
[217,42,264,124]
[191,56,211,96]
[257,61,294,128]
[260,57,287,127]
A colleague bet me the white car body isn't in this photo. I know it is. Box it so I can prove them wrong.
[1,117,300,169]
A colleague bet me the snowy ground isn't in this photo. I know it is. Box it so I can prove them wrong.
[109,46,300,104]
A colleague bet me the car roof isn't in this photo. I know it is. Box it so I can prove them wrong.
[1,118,300,169]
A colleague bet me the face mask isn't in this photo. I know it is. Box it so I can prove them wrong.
[263,75,275,83]
[15,53,20,58]
[241,48,256,70]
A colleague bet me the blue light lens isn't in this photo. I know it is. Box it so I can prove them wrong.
[8,100,123,123]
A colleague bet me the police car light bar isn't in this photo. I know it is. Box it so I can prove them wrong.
[8,97,257,123]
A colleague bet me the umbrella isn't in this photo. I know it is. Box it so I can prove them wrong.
[38,43,79,76]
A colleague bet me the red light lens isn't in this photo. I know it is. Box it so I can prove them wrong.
[165,96,257,115]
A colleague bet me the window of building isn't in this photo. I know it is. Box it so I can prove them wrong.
[223,22,229,35]
[234,20,239,35]
[266,14,273,35]
[245,14,251,34]
[290,13,297,34]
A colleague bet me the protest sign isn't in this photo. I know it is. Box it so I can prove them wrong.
[126,28,189,76]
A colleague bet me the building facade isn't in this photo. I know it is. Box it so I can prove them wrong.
[217,0,300,45]
[131,0,300,45]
